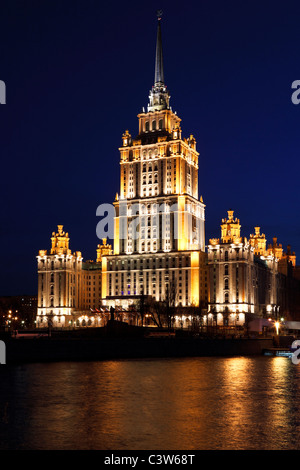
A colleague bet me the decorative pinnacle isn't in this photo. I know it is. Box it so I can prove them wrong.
[154,12,164,85]
[156,9,163,20]
[148,10,170,111]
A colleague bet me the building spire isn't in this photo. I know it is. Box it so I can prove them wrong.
[147,11,170,112]
[154,11,164,86]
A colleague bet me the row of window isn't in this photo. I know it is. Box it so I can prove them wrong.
[108,256,190,270]
[145,119,163,132]
[39,260,78,269]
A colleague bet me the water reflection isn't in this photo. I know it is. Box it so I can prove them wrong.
[1,357,300,449]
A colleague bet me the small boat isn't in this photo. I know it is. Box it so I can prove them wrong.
[263,348,293,357]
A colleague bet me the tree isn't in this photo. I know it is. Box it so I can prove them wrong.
[149,299,164,328]
[136,290,147,327]
[109,306,115,321]
[148,281,179,329]
[165,281,177,329]
[46,311,54,336]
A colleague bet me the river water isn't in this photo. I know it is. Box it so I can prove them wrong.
[0,356,300,450]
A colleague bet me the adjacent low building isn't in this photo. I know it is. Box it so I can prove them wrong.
[207,210,300,329]
[36,225,113,328]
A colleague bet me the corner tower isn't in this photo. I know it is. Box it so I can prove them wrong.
[36,225,83,328]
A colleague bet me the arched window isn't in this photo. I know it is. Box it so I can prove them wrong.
[225,251,229,261]
[159,119,163,130]
[224,278,229,290]
[225,292,229,303]
[152,120,156,131]
[224,264,229,276]
[145,121,149,132]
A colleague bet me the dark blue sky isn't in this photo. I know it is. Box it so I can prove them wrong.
[0,0,300,296]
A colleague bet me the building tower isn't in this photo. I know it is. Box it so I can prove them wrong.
[37,226,113,328]
[102,14,207,312]
[249,227,267,256]
[207,210,278,327]
[36,225,83,327]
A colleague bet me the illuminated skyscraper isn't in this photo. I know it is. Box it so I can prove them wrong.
[102,15,208,310]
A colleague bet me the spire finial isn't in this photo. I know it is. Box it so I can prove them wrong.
[147,12,170,112]
[154,11,164,85]
[157,9,163,20]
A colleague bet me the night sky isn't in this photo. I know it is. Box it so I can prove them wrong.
[1,0,300,296]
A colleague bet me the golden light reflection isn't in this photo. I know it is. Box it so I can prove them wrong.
[262,357,291,434]
[217,357,256,447]
[10,357,300,450]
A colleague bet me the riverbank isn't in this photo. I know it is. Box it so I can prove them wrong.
[4,335,275,364]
